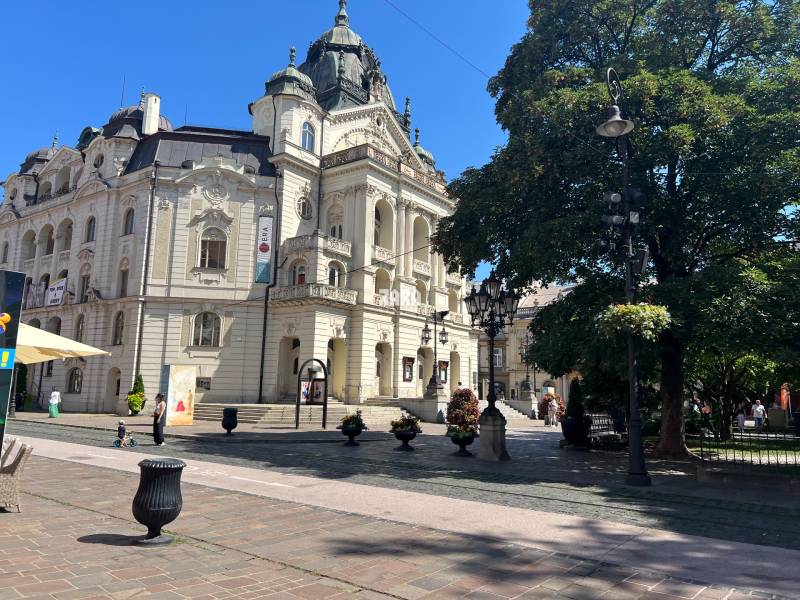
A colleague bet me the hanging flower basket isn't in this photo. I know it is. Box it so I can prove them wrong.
[597,303,671,342]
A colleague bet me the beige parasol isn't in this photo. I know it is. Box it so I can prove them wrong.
[13,323,110,365]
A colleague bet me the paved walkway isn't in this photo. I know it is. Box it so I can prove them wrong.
[4,437,799,598]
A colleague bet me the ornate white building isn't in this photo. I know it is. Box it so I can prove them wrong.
[0,1,477,417]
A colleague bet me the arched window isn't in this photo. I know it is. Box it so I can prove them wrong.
[21,231,36,260]
[39,273,50,292]
[56,166,71,194]
[57,220,73,251]
[112,311,125,345]
[373,208,382,247]
[301,122,315,152]
[119,260,129,297]
[328,262,343,287]
[200,227,227,269]
[67,368,83,394]
[123,208,135,236]
[1,242,8,263]
[193,312,221,347]
[28,318,41,329]
[327,206,343,239]
[74,314,85,343]
[85,217,96,242]
[38,182,52,201]
[291,262,307,285]
[78,270,91,304]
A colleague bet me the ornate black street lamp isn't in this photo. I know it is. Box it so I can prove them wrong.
[465,271,520,460]
[518,331,532,391]
[596,67,651,487]
[422,310,449,389]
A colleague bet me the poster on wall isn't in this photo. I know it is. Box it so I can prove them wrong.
[165,365,196,426]
[255,215,274,284]
[402,357,415,382]
[0,271,25,450]
[46,277,67,306]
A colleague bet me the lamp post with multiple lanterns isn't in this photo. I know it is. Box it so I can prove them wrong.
[421,310,449,390]
[596,67,651,487]
[464,271,520,461]
[518,331,532,391]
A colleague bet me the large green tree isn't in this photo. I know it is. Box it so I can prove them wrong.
[435,0,800,456]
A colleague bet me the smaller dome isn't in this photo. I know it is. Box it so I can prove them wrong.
[412,129,436,170]
[104,104,174,132]
[269,48,314,88]
[24,146,57,163]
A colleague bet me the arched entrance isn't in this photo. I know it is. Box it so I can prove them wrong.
[416,347,433,396]
[327,338,347,399]
[278,337,300,398]
[106,368,121,412]
[449,351,461,393]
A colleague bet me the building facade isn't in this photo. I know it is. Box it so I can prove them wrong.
[0,1,477,415]
[477,285,575,414]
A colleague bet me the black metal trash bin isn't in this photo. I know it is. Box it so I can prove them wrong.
[222,407,238,435]
[132,458,186,545]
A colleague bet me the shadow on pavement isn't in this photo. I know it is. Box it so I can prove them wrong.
[77,533,142,546]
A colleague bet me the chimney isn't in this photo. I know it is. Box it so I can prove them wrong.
[141,93,161,135]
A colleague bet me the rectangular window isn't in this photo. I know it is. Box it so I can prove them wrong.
[492,349,503,368]
[196,377,212,391]
[200,240,226,269]
[45,361,53,377]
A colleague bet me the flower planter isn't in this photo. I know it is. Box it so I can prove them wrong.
[340,425,363,446]
[450,434,476,457]
[393,430,417,451]
[222,407,238,435]
[132,458,186,545]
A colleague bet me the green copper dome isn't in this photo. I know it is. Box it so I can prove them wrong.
[297,0,398,112]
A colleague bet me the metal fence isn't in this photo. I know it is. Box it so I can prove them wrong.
[696,430,800,467]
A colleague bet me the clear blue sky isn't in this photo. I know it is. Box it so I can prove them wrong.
[0,0,529,277]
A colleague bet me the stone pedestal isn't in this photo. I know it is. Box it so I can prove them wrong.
[424,385,450,423]
[478,408,510,461]
[115,398,130,417]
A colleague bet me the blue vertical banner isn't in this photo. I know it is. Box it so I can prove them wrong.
[255,216,274,284]
[0,270,25,449]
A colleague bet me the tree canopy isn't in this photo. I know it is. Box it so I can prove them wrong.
[435,0,800,455]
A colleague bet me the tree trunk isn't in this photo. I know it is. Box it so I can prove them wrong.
[656,331,688,458]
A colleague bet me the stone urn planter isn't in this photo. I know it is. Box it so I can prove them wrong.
[393,430,417,451]
[222,407,238,435]
[132,458,186,545]
[340,425,363,446]
[450,433,476,457]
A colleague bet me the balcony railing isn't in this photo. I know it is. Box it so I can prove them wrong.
[284,233,351,258]
[416,303,435,316]
[447,272,462,285]
[28,185,77,206]
[23,258,35,273]
[413,259,432,276]
[321,144,447,195]
[449,313,466,325]
[58,250,71,263]
[372,245,394,264]
[271,283,357,305]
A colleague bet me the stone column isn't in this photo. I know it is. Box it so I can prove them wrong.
[395,199,406,277]
[404,204,415,276]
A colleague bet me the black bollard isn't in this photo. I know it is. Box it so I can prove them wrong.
[222,407,238,435]
[132,458,186,545]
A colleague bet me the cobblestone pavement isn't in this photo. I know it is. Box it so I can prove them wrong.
[1,456,792,600]
[9,419,800,554]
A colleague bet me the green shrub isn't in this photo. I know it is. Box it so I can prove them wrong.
[566,379,586,420]
[127,374,146,414]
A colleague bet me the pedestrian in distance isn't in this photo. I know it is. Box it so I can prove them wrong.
[153,393,167,446]
[753,399,766,433]
[548,396,559,428]
[736,402,746,434]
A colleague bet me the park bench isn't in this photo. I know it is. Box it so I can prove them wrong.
[0,442,33,512]
[588,413,625,447]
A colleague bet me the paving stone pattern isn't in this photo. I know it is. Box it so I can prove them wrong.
[0,456,791,599]
[12,420,800,553]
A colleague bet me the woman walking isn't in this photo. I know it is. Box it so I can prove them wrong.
[152,393,167,446]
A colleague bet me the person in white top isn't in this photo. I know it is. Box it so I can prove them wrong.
[753,399,766,432]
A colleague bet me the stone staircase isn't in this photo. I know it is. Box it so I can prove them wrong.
[193,401,411,430]
[478,400,534,426]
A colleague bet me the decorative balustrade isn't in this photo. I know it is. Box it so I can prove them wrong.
[449,313,466,325]
[446,272,462,285]
[372,245,394,264]
[413,259,432,276]
[58,250,70,263]
[325,237,351,258]
[372,292,393,308]
[271,283,357,305]
[416,303,435,316]
[321,144,447,194]
[284,233,351,258]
